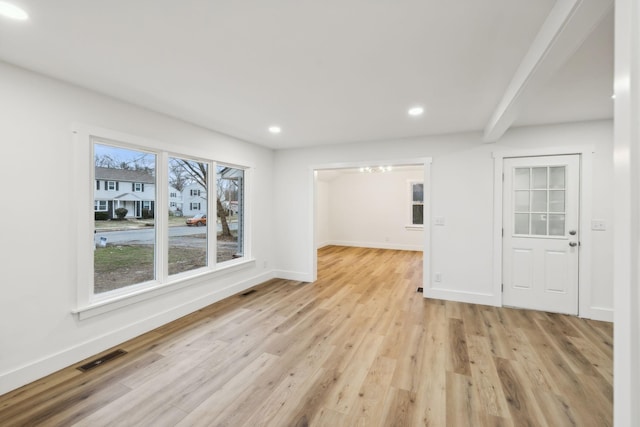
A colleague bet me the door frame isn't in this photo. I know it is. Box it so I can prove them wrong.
[492,146,596,318]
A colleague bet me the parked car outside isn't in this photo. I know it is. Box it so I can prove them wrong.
[186,213,207,226]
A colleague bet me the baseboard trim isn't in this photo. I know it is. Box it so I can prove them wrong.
[0,271,275,395]
[424,287,499,307]
[326,240,424,252]
[583,306,614,322]
[273,270,314,282]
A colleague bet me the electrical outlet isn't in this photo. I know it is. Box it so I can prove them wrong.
[434,272,442,282]
[263,260,268,268]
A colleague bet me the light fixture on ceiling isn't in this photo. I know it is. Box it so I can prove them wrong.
[0,2,28,20]
[408,106,424,117]
[268,125,281,134]
[359,166,392,173]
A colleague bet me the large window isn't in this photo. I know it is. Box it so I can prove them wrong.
[87,136,249,302]
[168,157,208,276]
[94,143,156,294]
[217,165,245,262]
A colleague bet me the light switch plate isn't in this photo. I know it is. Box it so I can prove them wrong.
[434,217,446,226]
[591,220,606,231]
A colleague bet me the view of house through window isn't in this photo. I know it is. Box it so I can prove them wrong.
[92,140,247,296]
[168,157,208,276]
[94,143,156,293]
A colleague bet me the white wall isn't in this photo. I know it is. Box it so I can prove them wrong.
[274,120,614,319]
[0,61,275,394]
[317,169,424,251]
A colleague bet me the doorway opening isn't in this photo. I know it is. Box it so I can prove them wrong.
[310,158,432,294]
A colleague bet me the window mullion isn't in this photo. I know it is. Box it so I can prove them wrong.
[156,151,168,283]
[209,161,217,268]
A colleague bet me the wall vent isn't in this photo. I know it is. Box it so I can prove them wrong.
[77,349,127,372]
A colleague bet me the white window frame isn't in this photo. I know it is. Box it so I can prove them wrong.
[106,180,116,191]
[133,182,143,192]
[72,124,254,320]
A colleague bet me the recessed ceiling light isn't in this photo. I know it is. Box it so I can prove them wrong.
[268,125,281,134]
[408,106,424,117]
[0,2,29,20]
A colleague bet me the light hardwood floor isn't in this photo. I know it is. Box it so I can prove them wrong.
[0,246,613,426]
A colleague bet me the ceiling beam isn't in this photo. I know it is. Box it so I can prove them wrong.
[483,0,613,143]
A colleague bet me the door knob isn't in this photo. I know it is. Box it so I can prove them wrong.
[569,242,578,247]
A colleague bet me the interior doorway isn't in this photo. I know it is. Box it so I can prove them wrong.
[310,158,432,294]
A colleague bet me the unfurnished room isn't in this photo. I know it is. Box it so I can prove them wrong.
[0,1,638,426]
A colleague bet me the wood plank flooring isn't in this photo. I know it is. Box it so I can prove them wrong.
[0,246,613,426]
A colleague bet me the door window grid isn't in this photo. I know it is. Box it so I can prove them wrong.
[513,166,566,236]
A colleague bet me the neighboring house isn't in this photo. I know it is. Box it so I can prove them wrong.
[94,167,155,219]
[168,186,183,216]
[224,200,239,215]
[182,183,207,217]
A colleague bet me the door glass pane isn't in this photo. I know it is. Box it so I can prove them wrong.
[531,213,547,235]
[549,166,565,189]
[514,213,530,234]
[168,157,208,276]
[531,190,548,212]
[94,143,156,294]
[549,214,565,236]
[514,168,530,190]
[549,190,565,213]
[515,191,530,211]
[532,167,547,189]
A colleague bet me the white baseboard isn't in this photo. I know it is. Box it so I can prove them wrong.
[582,306,614,322]
[326,240,424,252]
[273,270,314,282]
[0,271,275,395]
[424,287,499,307]
[316,241,332,249]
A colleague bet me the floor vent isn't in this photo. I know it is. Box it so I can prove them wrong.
[77,349,127,372]
[241,289,257,297]
[416,287,424,293]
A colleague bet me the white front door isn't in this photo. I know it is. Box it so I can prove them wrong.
[502,155,580,315]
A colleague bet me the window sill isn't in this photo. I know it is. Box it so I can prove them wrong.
[405,225,424,231]
[72,258,256,320]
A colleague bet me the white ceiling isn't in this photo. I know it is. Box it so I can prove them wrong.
[0,1,613,149]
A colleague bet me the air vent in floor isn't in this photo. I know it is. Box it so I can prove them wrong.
[77,349,127,372]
